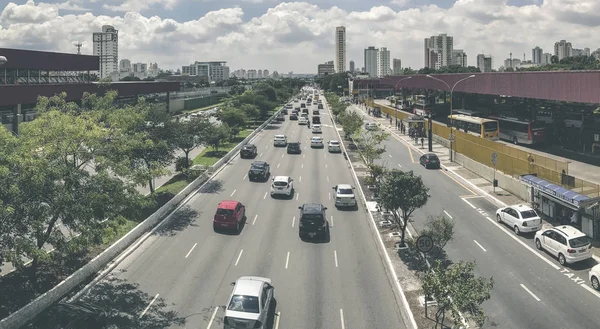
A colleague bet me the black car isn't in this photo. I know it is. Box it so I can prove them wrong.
[240,144,257,159]
[312,116,321,124]
[420,153,440,169]
[248,161,270,181]
[276,114,285,122]
[302,108,309,114]
[287,142,301,154]
[313,110,319,115]
[282,108,288,115]
[298,203,328,241]
[290,113,298,120]
[318,104,323,109]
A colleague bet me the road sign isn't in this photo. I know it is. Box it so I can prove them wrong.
[491,152,498,166]
[416,235,434,253]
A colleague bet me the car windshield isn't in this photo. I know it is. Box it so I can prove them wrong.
[520,210,538,219]
[273,181,288,187]
[312,138,322,141]
[216,208,234,216]
[330,141,339,145]
[338,188,353,195]
[301,213,323,223]
[243,145,254,149]
[227,295,260,313]
[569,236,590,248]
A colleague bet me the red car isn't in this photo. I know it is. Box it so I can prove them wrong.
[213,200,246,232]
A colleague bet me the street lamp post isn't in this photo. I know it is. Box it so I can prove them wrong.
[393,77,412,127]
[425,74,476,161]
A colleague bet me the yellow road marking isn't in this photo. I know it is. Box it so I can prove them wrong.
[440,170,478,196]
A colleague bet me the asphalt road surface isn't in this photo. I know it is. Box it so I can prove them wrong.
[356,107,600,329]
[79,97,408,329]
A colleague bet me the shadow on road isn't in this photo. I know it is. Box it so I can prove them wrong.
[154,205,198,237]
[263,124,280,131]
[26,274,186,329]
[199,179,225,194]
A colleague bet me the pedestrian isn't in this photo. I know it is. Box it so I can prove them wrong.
[421,137,424,148]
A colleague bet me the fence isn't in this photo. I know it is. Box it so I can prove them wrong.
[371,100,600,197]
[0,107,284,329]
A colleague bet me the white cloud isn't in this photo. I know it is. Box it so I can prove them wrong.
[104,0,179,12]
[0,0,599,73]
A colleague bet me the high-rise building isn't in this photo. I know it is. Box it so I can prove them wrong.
[93,25,119,79]
[532,46,543,64]
[263,69,269,77]
[258,70,263,78]
[377,47,391,77]
[451,50,467,67]
[181,61,230,81]
[349,60,355,73]
[364,46,379,77]
[392,58,402,75]
[504,58,521,69]
[572,48,591,57]
[119,59,131,73]
[554,40,572,60]
[424,34,453,69]
[477,54,492,72]
[318,61,335,76]
[541,53,553,64]
[335,26,347,73]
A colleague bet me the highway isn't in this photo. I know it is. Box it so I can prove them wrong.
[78,95,408,329]
[355,105,600,329]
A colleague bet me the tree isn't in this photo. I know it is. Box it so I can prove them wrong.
[339,110,363,139]
[166,117,212,169]
[217,107,247,135]
[205,123,232,152]
[354,129,390,181]
[422,260,494,328]
[418,215,455,260]
[378,169,429,246]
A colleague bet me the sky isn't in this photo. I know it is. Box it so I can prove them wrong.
[0,0,598,74]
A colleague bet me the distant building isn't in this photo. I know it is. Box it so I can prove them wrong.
[349,60,355,73]
[377,47,391,77]
[541,53,553,64]
[392,58,402,75]
[181,61,230,81]
[263,69,269,78]
[93,25,119,79]
[532,46,543,64]
[554,40,572,60]
[452,49,467,67]
[318,61,335,76]
[477,54,492,72]
[364,46,378,77]
[424,34,453,69]
[335,26,347,73]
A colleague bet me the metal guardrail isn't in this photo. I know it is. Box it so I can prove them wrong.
[0,106,284,329]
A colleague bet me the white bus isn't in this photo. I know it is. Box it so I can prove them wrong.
[489,115,546,145]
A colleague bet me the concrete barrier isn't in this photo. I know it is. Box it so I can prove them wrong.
[0,106,284,329]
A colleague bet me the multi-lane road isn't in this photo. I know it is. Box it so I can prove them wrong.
[80,95,409,329]
[355,105,600,329]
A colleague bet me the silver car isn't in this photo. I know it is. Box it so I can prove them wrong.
[333,184,357,208]
[224,276,275,329]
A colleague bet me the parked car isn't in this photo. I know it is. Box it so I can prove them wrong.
[240,144,257,159]
[495,204,542,235]
[213,200,246,233]
[534,225,592,266]
[419,153,440,169]
[589,264,600,290]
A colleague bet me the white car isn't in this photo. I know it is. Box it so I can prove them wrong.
[328,140,341,153]
[365,122,378,130]
[495,204,542,235]
[273,134,287,147]
[534,225,592,266]
[589,264,600,290]
[312,124,322,133]
[310,136,324,148]
[333,184,357,208]
[271,176,294,197]
[224,276,274,329]
[298,117,308,125]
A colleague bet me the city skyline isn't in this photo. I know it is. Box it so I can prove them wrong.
[0,1,599,73]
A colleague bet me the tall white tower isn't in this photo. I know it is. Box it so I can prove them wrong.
[93,25,119,79]
[335,26,347,73]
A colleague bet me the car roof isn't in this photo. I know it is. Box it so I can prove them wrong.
[251,161,267,166]
[424,153,438,157]
[301,203,324,214]
[329,140,339,143]
[233,276,270,296]
[273,176,290,182]
[313,124,321,126]
[337,184,353,189]
[274,134,286,138]
[508,204,535,212]
[218,200,239,209]
[243,144,255,147]
[288,141,300,144]
[553,225,586,238]
[312,136,322,139]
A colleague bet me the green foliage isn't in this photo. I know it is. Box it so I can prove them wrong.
[166,117,212,168]
[419,215,455,260]
[422,260,494,328]
[339,110,364,139]
[205,123,232,152]
[218,106,248,135]
[518,55,599,71]
[417,65,481,75]
[378,169,429,245]
[315,73,349,92]
[354,129,390,166]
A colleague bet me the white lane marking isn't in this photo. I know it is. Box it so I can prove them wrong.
[443,210,453,219]
[259,153,264,157]
[230,189,236,197]
[292,216,296,227]
[462,198,477,209]
[234,249,244,266]
[324,153,327,158]
[329,192,331,200]
[252,214,258,225]
[285,251,290,269]
[140,293,159,318]
[327,176,330,182]
[277,163,280,168]
[296,193,299,200]
[185,243,197,258]
[263,192,268,199]
[265,145,269,149]
[520,284,541,302]
[582,284,600,299]
[243,173,247,179]
[281,154,284,158]
[473,240,487,252]
[389,154,393,158]
[334,250,339,267]
[206,307,218,329]
[302,164,304,168]
[340,309,346,329]
[398,164,402,168]
[303,154,305,158]
[274,311,281,329]
[299,176,302,182]
[462,195,484,199]
[326,164,328,168]
[330,215,334,227]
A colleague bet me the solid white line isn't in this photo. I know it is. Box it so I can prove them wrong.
[243,173,247,179]
[230,189,236,197]
[285,251,290,269]
[325,163,328,168]
[274,311,281,329]
[398,164,402,168]
[520,284,541,302]
[252,214,258,225]
[185,243,197,258]
[259,153,264,157]
[281,154,284,158]
[206,306,218,329]
[329,192,331,200]
[443,210,453,219]
[277,163,280,168]
[327,176,330,182]
[302,164,304,168]
[296,193,299,200]
[303,154,305,158]
[473,240,487,252]
[140,293,159,318]
[263,192,268,199]
[340,309,346,329]
[581,284,600,299]
[292,216,295,227]
[462,195,484,199]
[299,176,302,182]
[334,250,339,267]
[234,249,244,266]
[330,215,334,227]
[461,198,477,209]
[389,154,392,158]
[265,145,269,149]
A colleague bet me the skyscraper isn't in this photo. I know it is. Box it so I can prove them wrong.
[554,40,572,60]
[392,58,402,75]
[452,50,467,67]
[364,46,379,77]
[335,26,347,73]
[477,54,492,73]
[377,47,391,77]
[424,34,453,69]
[349,60,355,73]
[532,46,543,64]
[93,25,119,79]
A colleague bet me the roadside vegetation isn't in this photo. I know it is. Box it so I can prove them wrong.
[0,78,305,322]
